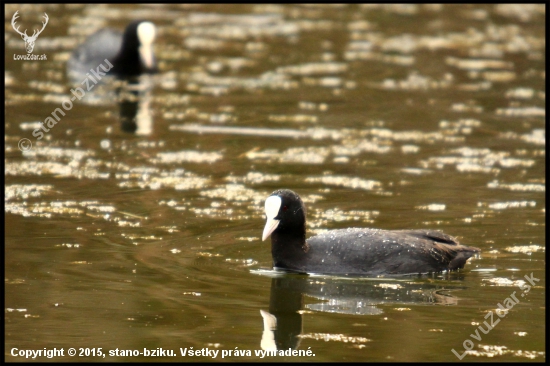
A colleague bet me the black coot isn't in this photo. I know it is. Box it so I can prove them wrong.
[262,189,481,275]
[67,20,158,78]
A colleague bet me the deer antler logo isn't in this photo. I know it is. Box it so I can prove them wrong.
[11,11,49,54]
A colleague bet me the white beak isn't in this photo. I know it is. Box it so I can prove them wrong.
[262,195,281,241]
[262,217,280,241]
[137,22,156,69]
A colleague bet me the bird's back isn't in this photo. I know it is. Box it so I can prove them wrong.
[292,228,480,275]
[67,29,122,78]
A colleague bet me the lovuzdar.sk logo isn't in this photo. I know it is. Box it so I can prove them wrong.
[11,10,49,54]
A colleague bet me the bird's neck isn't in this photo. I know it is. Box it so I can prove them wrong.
[270,231,308,269]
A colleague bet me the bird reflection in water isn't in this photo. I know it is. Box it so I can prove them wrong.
[258,274,466,351]
[118,79,154,135]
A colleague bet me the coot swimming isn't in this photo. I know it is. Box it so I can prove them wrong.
[67,20,157,79]
[262,189,480,275]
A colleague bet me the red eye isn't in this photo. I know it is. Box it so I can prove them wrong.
[282,205,288,211]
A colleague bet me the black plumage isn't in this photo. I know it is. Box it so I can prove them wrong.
[262,189,480,275]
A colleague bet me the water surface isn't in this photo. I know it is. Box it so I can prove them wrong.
[5,4,545,362]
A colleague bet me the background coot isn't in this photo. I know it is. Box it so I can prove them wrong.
[67,20,157,79]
